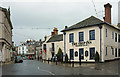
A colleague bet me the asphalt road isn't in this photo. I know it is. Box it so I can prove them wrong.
[1,60,120,76]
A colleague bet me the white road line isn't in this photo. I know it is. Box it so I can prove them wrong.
[37,67,55,75]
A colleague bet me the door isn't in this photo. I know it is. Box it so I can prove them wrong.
[79,48,84,60]
[70,49,74,60]
[90,48,95,60]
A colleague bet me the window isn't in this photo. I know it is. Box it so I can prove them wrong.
[22,47,24,50]
[43,44,46,49]
[106,29,107,37]
[75,51,78,57]
[69,33,74,42]
[52,43,54,51]
[70,49,74,60]
[79,32,84,41]
[115,33,117,42]
[112,32,114,39]
[118,34,120,43]
[89,30,95,40]
[90,48,95,60]
[79,48,84,60]
[119,49,120,57]
[106,47,107,56]
[115,48,117,57]
[112,48,114,55]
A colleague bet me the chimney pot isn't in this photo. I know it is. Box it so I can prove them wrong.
[65,26,67,29]
[44,36,47,41]
[53,28,58,35]
[51,32,54,36]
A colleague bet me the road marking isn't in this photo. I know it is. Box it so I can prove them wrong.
[37,67,55,75]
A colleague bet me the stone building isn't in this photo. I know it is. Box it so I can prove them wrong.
[0,7,13,62]
[61,3,120,62]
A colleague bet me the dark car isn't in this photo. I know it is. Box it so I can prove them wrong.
[15,56,23,63]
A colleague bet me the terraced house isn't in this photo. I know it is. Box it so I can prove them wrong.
[61,3,120,62]
[42,28,63,60]
[0,7,13,62]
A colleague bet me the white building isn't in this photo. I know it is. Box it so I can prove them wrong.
[18,45,28,55]
[42,28,64,60]
[61,3,120,62]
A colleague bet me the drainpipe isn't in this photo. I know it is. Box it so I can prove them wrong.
[63,31,66,62]
[99,25,102,62]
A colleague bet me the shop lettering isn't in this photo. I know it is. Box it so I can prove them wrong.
[72,41,92,47]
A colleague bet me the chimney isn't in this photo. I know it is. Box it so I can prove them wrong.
[51,32,54,36]
[39,39,41,42]
[53,28,58,35]
[44,36,47,41]
[65,26,68,29]
[104,3,112,24]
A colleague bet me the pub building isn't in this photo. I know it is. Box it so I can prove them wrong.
[61,3,120,62]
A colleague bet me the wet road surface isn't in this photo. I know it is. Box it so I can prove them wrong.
[1,60,120,75]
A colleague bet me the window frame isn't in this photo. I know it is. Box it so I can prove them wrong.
[79,32,84,42]
[106,47,107,56]
[89,47,95,60]
[115,33,117,42]
[69,33,74,43]
[112,32,114,39]
[89,30,95,40]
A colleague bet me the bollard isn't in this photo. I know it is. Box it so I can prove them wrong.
[72,61,74,67]
[55,57,57,65]
[48,58,49,64]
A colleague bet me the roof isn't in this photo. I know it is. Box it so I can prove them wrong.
[61,16,120,32]
[47,34,63,43]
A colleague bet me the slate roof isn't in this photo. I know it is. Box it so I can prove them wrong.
[61,16,108,32]
[47,34,63,43]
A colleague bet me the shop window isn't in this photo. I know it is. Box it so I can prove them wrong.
[90,48,95,60]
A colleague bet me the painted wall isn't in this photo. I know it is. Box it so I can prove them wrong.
[42,36,64,60]
[64,26,100,62]
[64,24,120,62]
[103,24,120,61]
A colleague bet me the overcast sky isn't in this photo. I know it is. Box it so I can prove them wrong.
[1,0,120,45]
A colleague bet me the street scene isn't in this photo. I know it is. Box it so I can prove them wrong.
[0,0,120,77]
[1,60,120,75]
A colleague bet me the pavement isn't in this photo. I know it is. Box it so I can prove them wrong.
[1,60,120,76]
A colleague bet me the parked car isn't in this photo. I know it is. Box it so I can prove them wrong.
[15,56,23,63]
